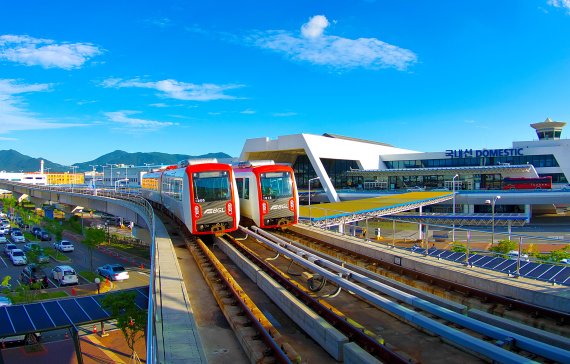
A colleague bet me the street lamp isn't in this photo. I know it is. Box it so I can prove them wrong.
[308,177,320,224]
[485,195,501,244]
[94,277,101,294]
[452,174,459,242]
[69,165,78,192]
[89,165,98,188]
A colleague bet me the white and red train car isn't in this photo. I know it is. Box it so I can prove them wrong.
[141,159,239,235]
[233,161,298,229]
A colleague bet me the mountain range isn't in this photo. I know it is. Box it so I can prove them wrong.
[0,149,234,173]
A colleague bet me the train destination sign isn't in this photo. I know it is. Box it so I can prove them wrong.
[445,148,524,158]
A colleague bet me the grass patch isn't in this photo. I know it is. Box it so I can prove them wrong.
[103,241,150,260]
[80,271,98,282]
[8,290,68,304]
[44,247,71,262]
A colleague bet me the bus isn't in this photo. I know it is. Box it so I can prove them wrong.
[502,176,552,190]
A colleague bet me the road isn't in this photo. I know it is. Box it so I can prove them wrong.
[0,235,149,291]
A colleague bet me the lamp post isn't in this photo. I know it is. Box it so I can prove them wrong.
[485,195,501,244]
[70,165,78,192]
[452,174,459,242]
[94,277,101,294]
[308,177,320,225]
[89,165,98,188]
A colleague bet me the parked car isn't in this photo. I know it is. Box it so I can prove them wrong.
[561,184,570,191]
[10,249,27,265]
[97,264,129,281]
[506,250,530,261]
[0,333,41,348]
[51,265,79,286]
[0,296,11,307]
[37,231,51,241]
[10,230,25,243]
[0,226,8,235]
[20,264,49,288]
[3,243,17,257]
[53,240,74,252]
[0,234,6,244]
[31,226,42,236]
[23,242,41,253]
[23,243,49,263]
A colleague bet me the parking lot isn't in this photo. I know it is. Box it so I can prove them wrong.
[0,234,150,292]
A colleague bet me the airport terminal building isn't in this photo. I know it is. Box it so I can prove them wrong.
[240,118,570,206]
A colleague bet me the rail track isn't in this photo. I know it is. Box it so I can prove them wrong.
[235,226,570,363]
[275,228,570,334]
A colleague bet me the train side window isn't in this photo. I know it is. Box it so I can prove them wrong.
[236,178,244,198]
[244,178,249,199]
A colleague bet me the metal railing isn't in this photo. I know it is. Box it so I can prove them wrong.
[0,182,161,363]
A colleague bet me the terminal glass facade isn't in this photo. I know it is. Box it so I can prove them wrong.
[385,154,559,169]
[293,155,362,189]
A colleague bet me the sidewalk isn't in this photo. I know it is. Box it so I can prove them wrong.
[0,329,146,364]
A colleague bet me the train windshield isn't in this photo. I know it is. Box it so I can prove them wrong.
[260,172,293,200]
[192,171,231,202]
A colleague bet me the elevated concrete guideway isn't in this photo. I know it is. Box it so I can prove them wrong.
[0,181,207,364]
[302,192,454,228]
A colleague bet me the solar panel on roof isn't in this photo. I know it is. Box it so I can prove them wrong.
[552,267,570,284]
[25,303,56,331]
[7,305,35,332]
[483,257,506,269]
[0,308,16,336]
[76,297,109,321]
[42,300,72,327]
[494,260,517,272]
[537,265,564,281]
[518,262,539,276]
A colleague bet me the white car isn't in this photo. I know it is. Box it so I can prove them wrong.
[51,265,79,286]
[9,249,27,266]
[10,231,25,243]
[561,184,570,191]
[0,234,6,244]
[506,250,529,261]
[0,226,8,235]
[97,264,130,281]
[53,240,74,252]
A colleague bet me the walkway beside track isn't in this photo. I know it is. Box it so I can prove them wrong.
[153,217,206,363]
[292,224,570,313]
[300,192,454,227]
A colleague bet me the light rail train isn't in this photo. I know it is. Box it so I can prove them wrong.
[233,161,298,229]
[141,159,239,235]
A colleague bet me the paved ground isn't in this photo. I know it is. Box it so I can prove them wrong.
[1,328,146,364]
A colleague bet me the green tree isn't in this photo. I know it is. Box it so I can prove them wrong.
[549,245,570,262]
[489,239,517,255]
[450,243,466,253]
[82,227,106,271]
[101,291,146,360]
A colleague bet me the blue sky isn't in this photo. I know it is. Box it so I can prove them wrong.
[1,1,570,166]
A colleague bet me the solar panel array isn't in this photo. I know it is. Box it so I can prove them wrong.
[0,286,148,338]
[409,247,570,286]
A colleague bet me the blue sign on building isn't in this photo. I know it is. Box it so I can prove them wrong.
[445,148,523,158]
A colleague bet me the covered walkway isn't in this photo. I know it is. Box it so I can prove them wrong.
[300,192,453,227]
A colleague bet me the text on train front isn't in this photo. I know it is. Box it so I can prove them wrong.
[259,171,296,226]
[191,170,235,233]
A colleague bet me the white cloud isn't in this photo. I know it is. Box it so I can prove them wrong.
[0,35,102,69]
[240,108,256,114]
[101,78,244,101]
[301,15,329,39]
[272,112,297,117]
[0,79,86,135]
[247,15,417,70]
[105,110,177,131]
[548,0,570,10]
